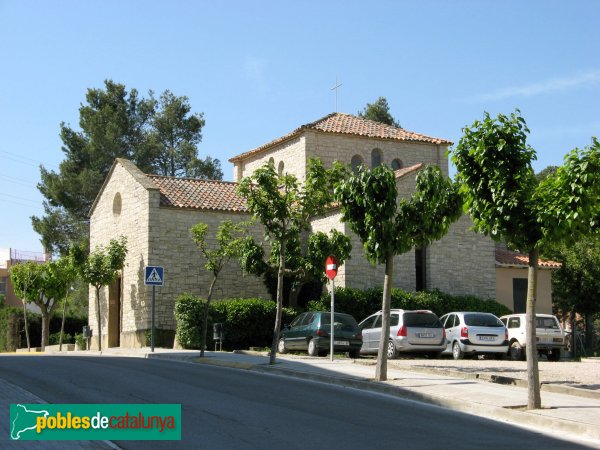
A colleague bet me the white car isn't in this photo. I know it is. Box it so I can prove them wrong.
[440,312,508,360]
[499,313,566,361]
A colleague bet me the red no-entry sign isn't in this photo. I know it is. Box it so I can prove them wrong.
[325,255,338,280]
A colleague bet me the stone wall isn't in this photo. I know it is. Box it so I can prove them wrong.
[427,215,496,299]
[305,131,449,176]
[89,161,153,350]
[234,135,306,182]
[90,161,271,349]
[234,130,449,183]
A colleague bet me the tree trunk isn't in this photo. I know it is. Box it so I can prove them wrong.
[375,254,394,381]
[59,293,68,351]
[41,309,49,351]
[585,312,594,351]
[526,248,541,409]
[200,275,218,358]
[96,286,102,352]
[22,300,31,351]
[270,238,286,365]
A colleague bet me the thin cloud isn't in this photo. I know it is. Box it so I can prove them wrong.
[469,70,600,102]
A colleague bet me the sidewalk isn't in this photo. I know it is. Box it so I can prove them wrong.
[35,348,600,443]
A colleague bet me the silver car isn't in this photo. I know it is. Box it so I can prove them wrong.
[440,312,508,360]
[359,309,446,359]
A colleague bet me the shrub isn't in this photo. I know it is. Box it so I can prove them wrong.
[75,333,87,349]
[174,293,205,349]
[308,287,511,322]
[174,294,299,350]
[49,331,74,345]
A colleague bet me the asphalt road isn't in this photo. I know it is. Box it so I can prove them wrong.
[0,355,592,449]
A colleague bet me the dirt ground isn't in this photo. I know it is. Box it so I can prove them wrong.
[386,356,600,390]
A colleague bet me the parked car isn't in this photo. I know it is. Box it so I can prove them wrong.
[440,312,508,360]
[278,311,363,358]
[499,313,566,361]
[358,309,446,359]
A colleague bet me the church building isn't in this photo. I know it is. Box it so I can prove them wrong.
[88,113,555,349]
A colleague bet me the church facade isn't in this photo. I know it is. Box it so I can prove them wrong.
[88,113,552,349]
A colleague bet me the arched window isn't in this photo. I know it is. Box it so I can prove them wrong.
[268,157,275,167]
[112,192,122,217]
[351,155,363,172]
[391,158,403,171]
[371,148,382,168]
[278,161,284,176]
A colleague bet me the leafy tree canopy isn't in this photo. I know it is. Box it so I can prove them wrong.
[358,96,401,128]
[452,110,600,409]
[33,80,222,255]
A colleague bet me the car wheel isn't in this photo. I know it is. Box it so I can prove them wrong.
[277,338,288,354]
[387,340,397,359]
[452,341,464,360]
[509,341,525,361]
[307,339,319,357]
[547,349,561,361]
[348,349,360,359]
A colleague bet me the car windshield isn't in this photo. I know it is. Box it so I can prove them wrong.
[321,314,358,327]
[464,313,503,327]
[403,312,441,328]
[536,317,559,329]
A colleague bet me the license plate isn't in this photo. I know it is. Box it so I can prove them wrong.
[417,333,434,338]
[334,340,349,346]
[479,336,495,341]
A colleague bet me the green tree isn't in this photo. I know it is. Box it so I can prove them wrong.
[74,237,128,352]
[190,220,249,357]
[551,236,600,349]
[452,112,599,409]
[240,229,352,307]
[358,96,401,127]
[10,257,77,350]
[33,80,221,255]
[238,158,346,364]
[150,90,223,179]
[335,164,461,380]
[8,261,40,350]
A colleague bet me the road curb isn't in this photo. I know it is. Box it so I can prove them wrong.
[250,364,600,441]
[234,350,600,400]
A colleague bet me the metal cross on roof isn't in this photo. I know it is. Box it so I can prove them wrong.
[331,77,342,112]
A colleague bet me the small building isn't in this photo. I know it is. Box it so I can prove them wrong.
[89,112,554,349]
[495,248,560,314]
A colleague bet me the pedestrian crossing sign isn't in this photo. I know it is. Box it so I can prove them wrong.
[145,266,164,286]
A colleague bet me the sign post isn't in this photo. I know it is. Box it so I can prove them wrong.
[325,256,338,362]
[144,266,164,352]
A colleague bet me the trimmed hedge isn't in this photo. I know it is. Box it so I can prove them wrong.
[307,287,512,322]
[174,294,299,350]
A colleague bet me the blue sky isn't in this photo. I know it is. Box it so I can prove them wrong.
[1,0,599,253]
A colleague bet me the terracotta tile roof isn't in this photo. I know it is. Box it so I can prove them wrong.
[395,163,423,179]
[145,163,423,214]
[495,249,561,269]
[229,113,452,163]
[147,175,248,212]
